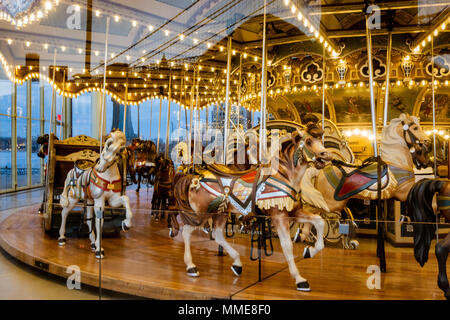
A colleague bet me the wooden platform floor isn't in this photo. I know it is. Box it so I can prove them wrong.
[0,189,446,300]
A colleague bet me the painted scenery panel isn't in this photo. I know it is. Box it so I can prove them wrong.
[331,87,376,123]
[417,87,450,122]
[387,86,421,121]
[285,92,331,121]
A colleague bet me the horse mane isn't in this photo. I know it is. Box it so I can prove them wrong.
[277,123,323,179]
[380,114,419,169]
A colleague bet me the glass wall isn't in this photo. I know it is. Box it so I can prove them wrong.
[72,93,92,137]
[0,66,48,192]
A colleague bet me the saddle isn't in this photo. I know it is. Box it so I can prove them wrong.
[326,158,390,201]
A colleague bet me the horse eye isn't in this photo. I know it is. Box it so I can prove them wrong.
[414,127,418,130]
[306,139,312,146]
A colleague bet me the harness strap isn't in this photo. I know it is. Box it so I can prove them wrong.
[89,168,122,193]
[437,195,450,211]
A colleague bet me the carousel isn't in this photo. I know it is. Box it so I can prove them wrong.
[0,0,450,300]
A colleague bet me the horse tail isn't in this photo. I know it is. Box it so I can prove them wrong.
[301,167,330,212]
[407,178,445,267]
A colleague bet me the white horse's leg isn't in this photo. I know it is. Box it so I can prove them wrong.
[85,201,96,252]
[272,214,310,291]
[213,218,242,276]
[108,194,133,231]
[93,197,105,259]
[58,201,76,246]
[182,224,199,277]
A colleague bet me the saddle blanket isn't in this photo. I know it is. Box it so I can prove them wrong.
[199,170,297,215]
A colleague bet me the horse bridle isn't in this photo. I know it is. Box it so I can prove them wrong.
[294,132,320,166]
[401,120,429,169]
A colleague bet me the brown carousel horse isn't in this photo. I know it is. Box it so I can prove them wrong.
[125,138,139,185]
[171,123,332,291]
[151,154,175,220]
[134,140,158,192]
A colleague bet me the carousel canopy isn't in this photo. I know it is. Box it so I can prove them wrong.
[0,0,449,125]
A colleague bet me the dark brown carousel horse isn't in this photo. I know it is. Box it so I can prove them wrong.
[171,123,332,291]
[407,179,450,300]
[125,138,139,186]
[151,154,175,220]
[134,140,157,192]
[37,134,57,215]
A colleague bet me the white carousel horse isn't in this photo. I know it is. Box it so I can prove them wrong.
[59,130,133,259]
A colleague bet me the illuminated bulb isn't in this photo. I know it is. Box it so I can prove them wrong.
[297,12,302,21]
[434,29,438,36]
[441,23,446,30]
[148,25,154,31]
[156,59,160,64]
[207,42,211,48]
[78,48,82,54]
[37,10,43,18]
[114,15,120,22]
[232,50,236,55]
[284,0,289,5]
[126,55,130,61]
[291,5,296,14]
[44,1,52,10]
[95,10,100,17]
[7,39,12,45]
[164,30,170,36]
[445,135,449,140]
[254,56,257,61]
[61,46,66,52]
[75,5,80,12]
[179,34,185,41]
[95,50,99,56]
[427,35,431,42]
[220,46,224,52]
[211,67,215,72]
[26,41,30,47]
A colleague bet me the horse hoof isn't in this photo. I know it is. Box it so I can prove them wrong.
[122,221,130,232]
[296,281,311,292]
[187,267,199,277]
[90,243,96,252]
[231,265,242,276]
[58,238,66,246]
[303,247,311,259]
[169,228,177,238]
[95,250,104,259]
